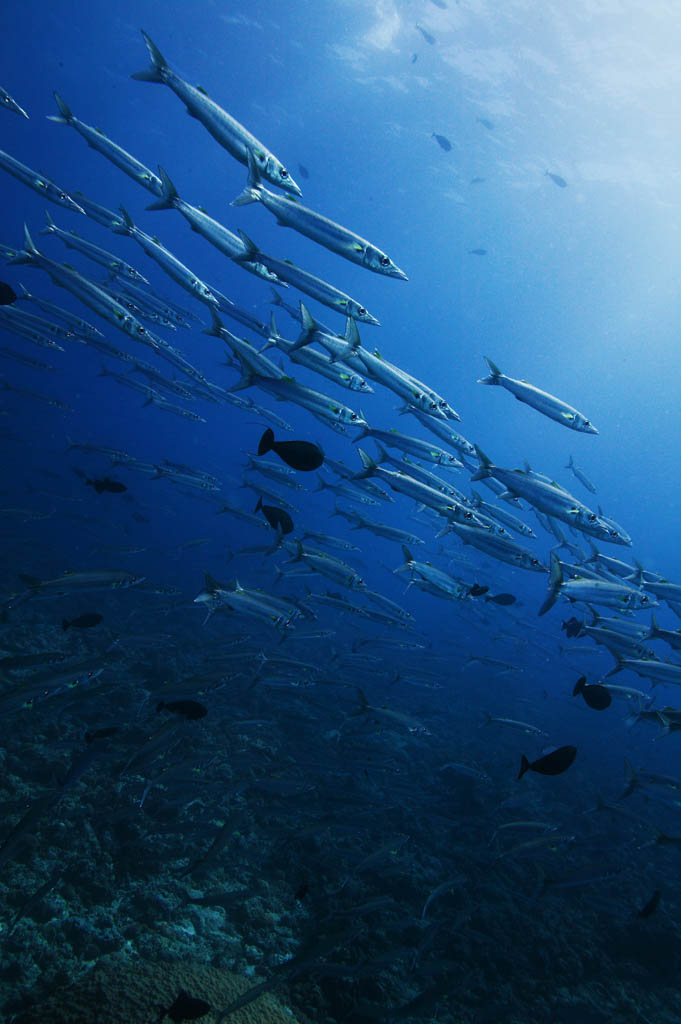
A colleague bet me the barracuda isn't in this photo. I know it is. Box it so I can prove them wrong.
[233,150,406,279]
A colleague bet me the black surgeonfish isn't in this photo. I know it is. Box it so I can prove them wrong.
[258,427,324,471]
[562,617,583,638]
[255,495,293,534]
[485,592,516,605]
[518,745,577,779]
[573,675,611,711]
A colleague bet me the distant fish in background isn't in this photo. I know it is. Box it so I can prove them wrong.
[477,117,494,130]
[297,163,310,180]
[430,0,448,8]
[546,170,568,188]
[467,583,489,597]
[411,53,418,64]
[637,889,661,919]
[158,989,211,1022]
[416,23,436,44]
[470,177,486,184]
[157,699,207,720]
[86,477,127,494]
[432,133,452,152]
[468,248,487,256]
[518,745,577,779]
[0,280,17,305]
[258,427,324,472]
[62,612,103,631]
[485,592,516,606]
[565,454,597,494]
[562,617,583,638]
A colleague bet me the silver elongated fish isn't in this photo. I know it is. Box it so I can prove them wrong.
[40,211,149,283]
[478,357,598,433]
[115,207,219,308]
[0,148,84,214]
[9,227,163,351]
[1,86,28,119]
[132,31,300,196]
[237,230,380,325]
[233,150,406,279]
[16,282,104,337]
[147,166,282,284]
[539,551,655,616]
[565,454,597,494]
[47,93,163,195]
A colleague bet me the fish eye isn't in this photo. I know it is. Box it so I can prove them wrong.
[380,255,390,266]
[641,595,648,603]
[358,306,367,316]
[588,513,597,522]
[531,558,540,565]
[280,168,289,178]
[584,419,590,426]
[464,511,473,519]
[59,192,68,200]
[136,325,146,335]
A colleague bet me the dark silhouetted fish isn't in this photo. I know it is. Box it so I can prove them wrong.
[468,583,489,597]
[430,0,448,7]
[411,53,418,64]
[470,177,486,184]
[157,699,207,720]
[468,249,487,255]
[258,427,324,471]
[637,889,661,919]
[432,133,451,152]
[546,170,567,188]
[573,675,611,711]
[158,989,211,1022]
[416,23,436,44]
[477,118,494,130]
[62,612,103,631]
[518,745,577,779]
[0,280,17,305]
[562,617,583,638]
[298,163,310,180]
[485,593,516,606]
[85,726,120,743]
[255,495,293,534]
[86,476,127,494]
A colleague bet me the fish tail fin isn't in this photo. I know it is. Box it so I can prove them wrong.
[269,288,284,308]
[518,755,531,780]
[402,545,414,565]
[6,224,39,265]
[356,687,369,712]
[258,428,274,455]
[40,210,57,235]
[566,454,575,469]
[604,651,624,678]
[231,149,263,206]
[572,675,586,697]
[145,165,177,211]
[47,91,73,124]
[236,229,260,262]
[353,447,376,479]
[538,551,562,617]
[620,757,638,799]
[202,307,225,339]
[131,30,169,82]
[117,206,136,234]
[373,441,388,464]
[343,316,362,352]
[61,618,70,631]
[469,445,493,481]
[477,356,502,385]
[254,496,263,513]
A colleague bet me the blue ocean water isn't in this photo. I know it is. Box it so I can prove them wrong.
[2,3,681,1022]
